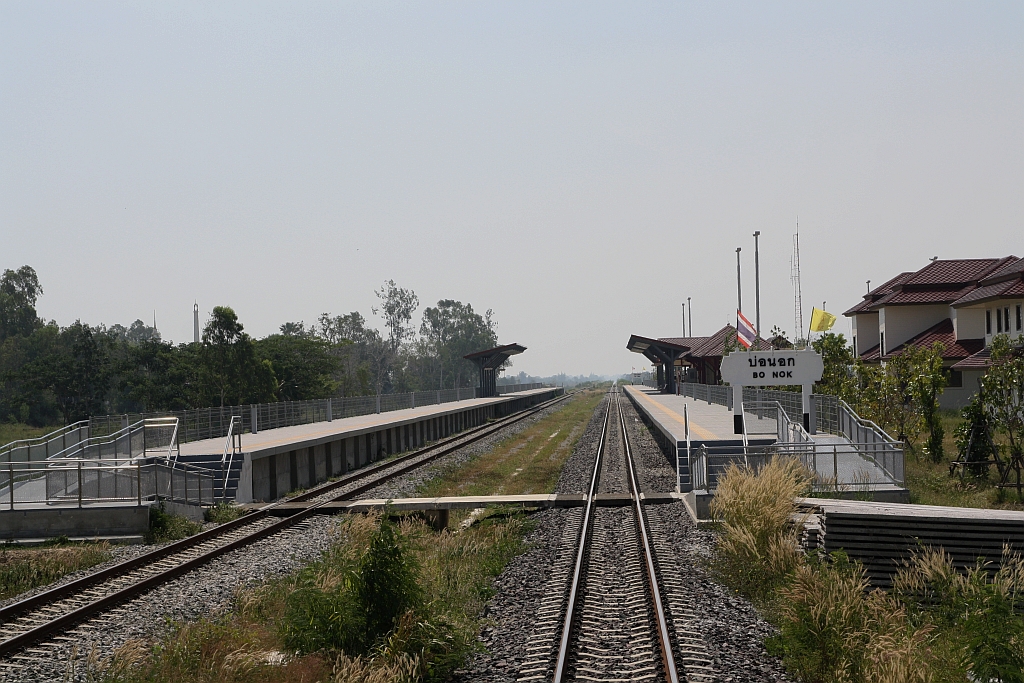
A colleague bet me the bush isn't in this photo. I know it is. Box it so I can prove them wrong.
[146,503,202,544]
[773,552,933,683]
[282,515,422,658]
[204,502,244,524]
[0,540,110,600]
[894,547,1024,682]
[709,457,810,603]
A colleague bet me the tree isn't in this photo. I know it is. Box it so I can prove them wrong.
[0,266,42,342]
[812,333,856,403]
[909,343,948,463]
[316,312,373,397]
[419,299,498,389]
[199,307,276,406]
[256,334,339,401]
[31,322,112,424]
[981,334,1024,494]
[372,280,418,355]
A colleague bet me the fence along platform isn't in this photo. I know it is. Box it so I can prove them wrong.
[623,384,907,500]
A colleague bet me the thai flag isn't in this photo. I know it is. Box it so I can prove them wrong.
[736,310,756,349]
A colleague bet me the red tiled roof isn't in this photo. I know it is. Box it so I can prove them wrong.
[846,257,1020,315]
[979,256,1024,284]
[859,343,881,362]
[952,347,992,370]
[875,286,975,306]
[878,319,984,363]
[952,279,1024,307]
[902,258,1010,287]
[844,272,913,316]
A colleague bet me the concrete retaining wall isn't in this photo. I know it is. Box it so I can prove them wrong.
[0,505,150,540]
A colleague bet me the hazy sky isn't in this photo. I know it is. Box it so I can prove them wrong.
[2,2,1022,377]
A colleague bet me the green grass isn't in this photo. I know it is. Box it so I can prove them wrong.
[204,502,244,524]
[903,411,1024,510]
[417,389,604,500]
[146,505,202,544]
[0,539,111,601]
[0,423,61,448]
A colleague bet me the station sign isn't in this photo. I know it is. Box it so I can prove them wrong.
[720,349,824,387]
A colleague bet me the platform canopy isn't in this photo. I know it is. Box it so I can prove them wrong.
[626,334,691,394]
[464,343,526,397]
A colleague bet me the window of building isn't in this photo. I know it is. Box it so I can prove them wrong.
[1017,304,1022,332]
[1005,307,1011,334]
[997,308,1003,333]
[987,310,992,334]
[947,370,963,388]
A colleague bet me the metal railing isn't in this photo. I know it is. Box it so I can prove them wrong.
[1,422,90,464]
[87,384,551,447]
[47,418,180,464]
[496,383,545,394]
[1,457,215,509]
[220,415,243,498]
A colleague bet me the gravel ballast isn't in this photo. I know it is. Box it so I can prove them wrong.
[453,389,791,682]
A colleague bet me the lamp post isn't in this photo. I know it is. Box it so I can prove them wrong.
[687,296,691,335]
[753,231,761,341]
[681,303,686,337]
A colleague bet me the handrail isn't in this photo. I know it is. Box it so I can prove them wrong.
[0,422,90,464]
[47,417,179,463]
[220,415,242,500]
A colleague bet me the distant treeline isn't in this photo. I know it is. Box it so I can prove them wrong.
[498,371,614,388]
[0,268,499,426]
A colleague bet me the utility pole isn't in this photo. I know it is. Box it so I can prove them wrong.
[687,297,691,336]
[681,303,686,337]
[753,231,761,340]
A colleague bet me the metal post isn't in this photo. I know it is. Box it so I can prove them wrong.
[327,398,333,422]
[251,404,258,435]
[833,445,839,490]
[8,463,13,510]
[681,302,686,337]
[687,296,692,336]
[184,468,189,504]
[753,231,761,340]
[77,461,82,508]
[138,464,142,506]
[736,247,742,316]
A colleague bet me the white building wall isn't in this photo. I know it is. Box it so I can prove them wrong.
[939,370,986,410]
[852,313,879,355]
[880,304,949,352]
[953,307,986,340]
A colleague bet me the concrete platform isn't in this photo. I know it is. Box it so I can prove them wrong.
[181,388,562,504]
[0,503,151,540]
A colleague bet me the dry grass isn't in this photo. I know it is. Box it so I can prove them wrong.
[0,541,111,601]
[709,457,811,603]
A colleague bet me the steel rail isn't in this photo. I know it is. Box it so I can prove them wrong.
[552,392,611,683]
[0,391,571,657]
[618,392,680,683]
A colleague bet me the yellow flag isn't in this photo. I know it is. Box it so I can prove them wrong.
[809,307,837,332]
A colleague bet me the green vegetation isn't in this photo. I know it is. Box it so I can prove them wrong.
[204,502,244,524]
[713,460,1024,682]
[146,504,202,544]
[0,265,503,426]
[96,512,530,683]
[416,390,603,503]
[0,539,111,600]
[0,422,56,448]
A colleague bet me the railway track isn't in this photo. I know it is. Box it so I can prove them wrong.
[517,387,714,683]
[0,391,572,664]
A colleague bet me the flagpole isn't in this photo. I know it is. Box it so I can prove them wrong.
[735,247,742,336]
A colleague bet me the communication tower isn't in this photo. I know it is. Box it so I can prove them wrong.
[791,220,804,347]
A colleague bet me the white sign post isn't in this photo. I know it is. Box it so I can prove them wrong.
[719,349,824,435]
